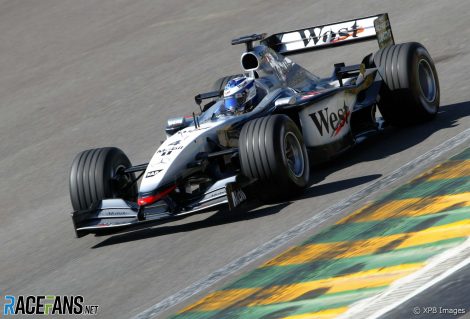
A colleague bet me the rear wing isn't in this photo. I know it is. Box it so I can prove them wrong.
[261,13,394,56]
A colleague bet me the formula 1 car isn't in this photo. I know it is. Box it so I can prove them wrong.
[70,13,439,237]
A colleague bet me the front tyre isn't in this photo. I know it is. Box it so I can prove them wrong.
[239,115,310,201]
[374,42,440,126]
[69,147,137,211]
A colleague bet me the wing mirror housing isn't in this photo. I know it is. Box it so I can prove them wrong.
[274,96,296,107]
[165,117,190,137]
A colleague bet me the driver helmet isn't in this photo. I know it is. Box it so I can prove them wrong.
[223,76,257,113]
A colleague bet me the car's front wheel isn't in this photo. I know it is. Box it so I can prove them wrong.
[239,115,310,202]
[69,147,137,211]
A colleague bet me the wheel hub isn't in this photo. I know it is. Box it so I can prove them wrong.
[418,58,437,103]
[284,132,304,178]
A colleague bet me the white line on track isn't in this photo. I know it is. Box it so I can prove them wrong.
[133,128,470,319]
[339,238,470,319]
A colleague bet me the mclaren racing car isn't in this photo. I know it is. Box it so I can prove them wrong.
[70,13,439,237]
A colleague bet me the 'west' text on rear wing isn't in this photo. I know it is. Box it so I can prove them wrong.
[261,13,394,56]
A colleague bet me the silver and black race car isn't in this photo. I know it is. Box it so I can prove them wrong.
[70,13,439,237]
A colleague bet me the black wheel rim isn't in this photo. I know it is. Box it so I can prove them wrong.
[418,58,437,105]
[283,132,304,178]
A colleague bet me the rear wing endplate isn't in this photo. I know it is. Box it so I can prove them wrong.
[261,13,394,56]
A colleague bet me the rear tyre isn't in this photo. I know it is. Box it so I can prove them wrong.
[69,147,137,211]
[239,115,310,202]
[374,42,440,126]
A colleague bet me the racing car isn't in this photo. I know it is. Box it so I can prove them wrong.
[69,13,439,237]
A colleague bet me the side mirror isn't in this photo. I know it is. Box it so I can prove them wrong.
[165,117,190,137]
[274,96,296,107]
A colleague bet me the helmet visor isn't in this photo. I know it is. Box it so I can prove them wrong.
[224,92,247,111]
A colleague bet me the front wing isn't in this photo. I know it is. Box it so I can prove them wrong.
[71,176,247,237]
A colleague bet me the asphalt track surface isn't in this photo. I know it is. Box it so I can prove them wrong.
[0,1,469,318]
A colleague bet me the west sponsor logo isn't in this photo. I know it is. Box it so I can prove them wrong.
[296,20,364,48]
[278,17,377,53]
[308,103,351,137]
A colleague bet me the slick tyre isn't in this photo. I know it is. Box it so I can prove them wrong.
[374,42,440,126]
[239,115,309,201]
[69,147,137,211]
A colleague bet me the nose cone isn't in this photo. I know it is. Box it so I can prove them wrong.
[138,121,224,195]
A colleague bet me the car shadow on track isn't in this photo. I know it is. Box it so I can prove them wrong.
[300,174,382,200]
[92,201,291,248]
[92,101,469,248]
[92,173,381,248]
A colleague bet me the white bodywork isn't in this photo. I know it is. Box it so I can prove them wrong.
[139,120,226,194]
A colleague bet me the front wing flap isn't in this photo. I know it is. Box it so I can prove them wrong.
[71,199,143,238]
[71,176,250,238]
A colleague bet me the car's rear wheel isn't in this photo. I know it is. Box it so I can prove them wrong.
[69,147,137,211]
[374,42,440,126]
[239,115,310,202]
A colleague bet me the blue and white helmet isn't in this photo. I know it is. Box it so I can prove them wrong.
[223,76,257,113]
